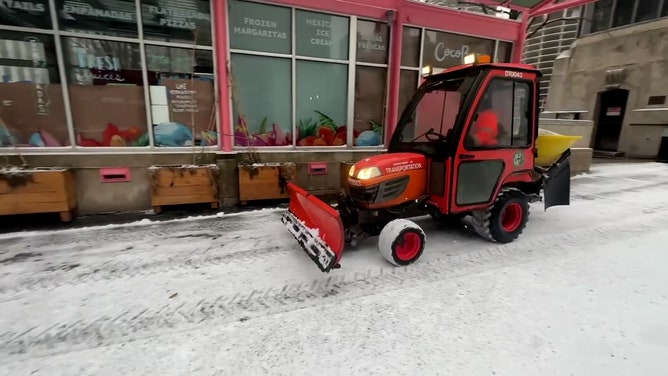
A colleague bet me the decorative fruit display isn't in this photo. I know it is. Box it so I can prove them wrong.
[354,120,383,146]
[232,112,383,147]
[297,110,358,146]
[77,123,149,147]
[234,115,292,146]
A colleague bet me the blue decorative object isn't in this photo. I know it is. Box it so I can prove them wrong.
[0,126,17,146]
[153,122,193,147]
[356,130,381,146]
[29,132,46,147]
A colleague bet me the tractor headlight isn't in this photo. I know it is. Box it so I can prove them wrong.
[357,167,381,180]
[348,165,355,177]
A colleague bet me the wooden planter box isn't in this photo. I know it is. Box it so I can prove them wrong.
[238,162,296,204]
[0,168,77,222]
[149,164,219,214]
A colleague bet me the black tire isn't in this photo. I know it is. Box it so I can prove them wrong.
[471,188,529,243]
[378,219,426,266]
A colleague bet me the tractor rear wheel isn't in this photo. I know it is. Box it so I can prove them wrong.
[471,188,529,243]
[378,219,426,266]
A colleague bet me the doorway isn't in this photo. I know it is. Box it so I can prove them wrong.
[593,89,629,152]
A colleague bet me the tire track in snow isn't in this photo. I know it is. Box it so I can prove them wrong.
[2,203,668,360]
[572,179,668,201]
[0,224,287,267]
[0,238,295,295]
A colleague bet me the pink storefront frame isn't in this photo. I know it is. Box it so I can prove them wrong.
[213,0,524,151]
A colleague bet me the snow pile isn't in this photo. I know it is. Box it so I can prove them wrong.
[0,207,283,240]
[147,164,218,170]
[0,166,68,174]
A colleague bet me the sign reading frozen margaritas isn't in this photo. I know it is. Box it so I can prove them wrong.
[228,0,291,54]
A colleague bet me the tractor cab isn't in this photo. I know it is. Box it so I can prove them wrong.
[384,55,544,215]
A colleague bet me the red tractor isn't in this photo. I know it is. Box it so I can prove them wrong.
[282,56,574,272]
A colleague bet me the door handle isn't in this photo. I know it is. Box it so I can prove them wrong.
[459,154,475,159]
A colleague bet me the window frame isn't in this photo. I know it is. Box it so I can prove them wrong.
[352,17,392,148]
[585,0,666,35]
[0,0,220,152]
[463,76,534,151]
[226,0,394,150]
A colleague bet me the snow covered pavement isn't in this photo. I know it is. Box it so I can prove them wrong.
[1,161,668,375]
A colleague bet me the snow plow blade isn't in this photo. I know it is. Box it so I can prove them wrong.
[281,181,345,273]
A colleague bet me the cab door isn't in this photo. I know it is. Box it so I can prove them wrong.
[449,68,537,213]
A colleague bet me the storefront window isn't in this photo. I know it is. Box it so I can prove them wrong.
[635,0,661,22]
[496,41,513,63]
[422,30,495,69]
[228,0,291,54]
[401,27,421,68]
[353,19,389,146]
[398,70,419,138]
[0,31,68,147]
[611,0,634,28]
[591,0,613,32]
[353,66,386,146]
[398,26,421,140]
[230,54,292,147]
[63,37,148,147]
[295,10,349,60]
[146,46,216,147]
[141,0,213,46]
[0,0,51,29]
[295,60,347,146]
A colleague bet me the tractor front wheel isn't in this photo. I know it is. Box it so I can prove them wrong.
[378,219,426,266]
[471,188,529,243]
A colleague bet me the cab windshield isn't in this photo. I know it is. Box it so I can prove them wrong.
[394,76,471,147]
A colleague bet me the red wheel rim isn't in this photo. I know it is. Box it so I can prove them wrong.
[501,202,523,232]
[395,231,421,261]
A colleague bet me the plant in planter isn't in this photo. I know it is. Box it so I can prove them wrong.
[0,117,77,222]
[148,163,220,214]
[237,158,296,204]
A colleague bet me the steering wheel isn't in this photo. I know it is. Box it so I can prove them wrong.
[424,128,447,142]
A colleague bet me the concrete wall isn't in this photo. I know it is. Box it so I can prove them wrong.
[544,17,668,158]
[3,151,379,214]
